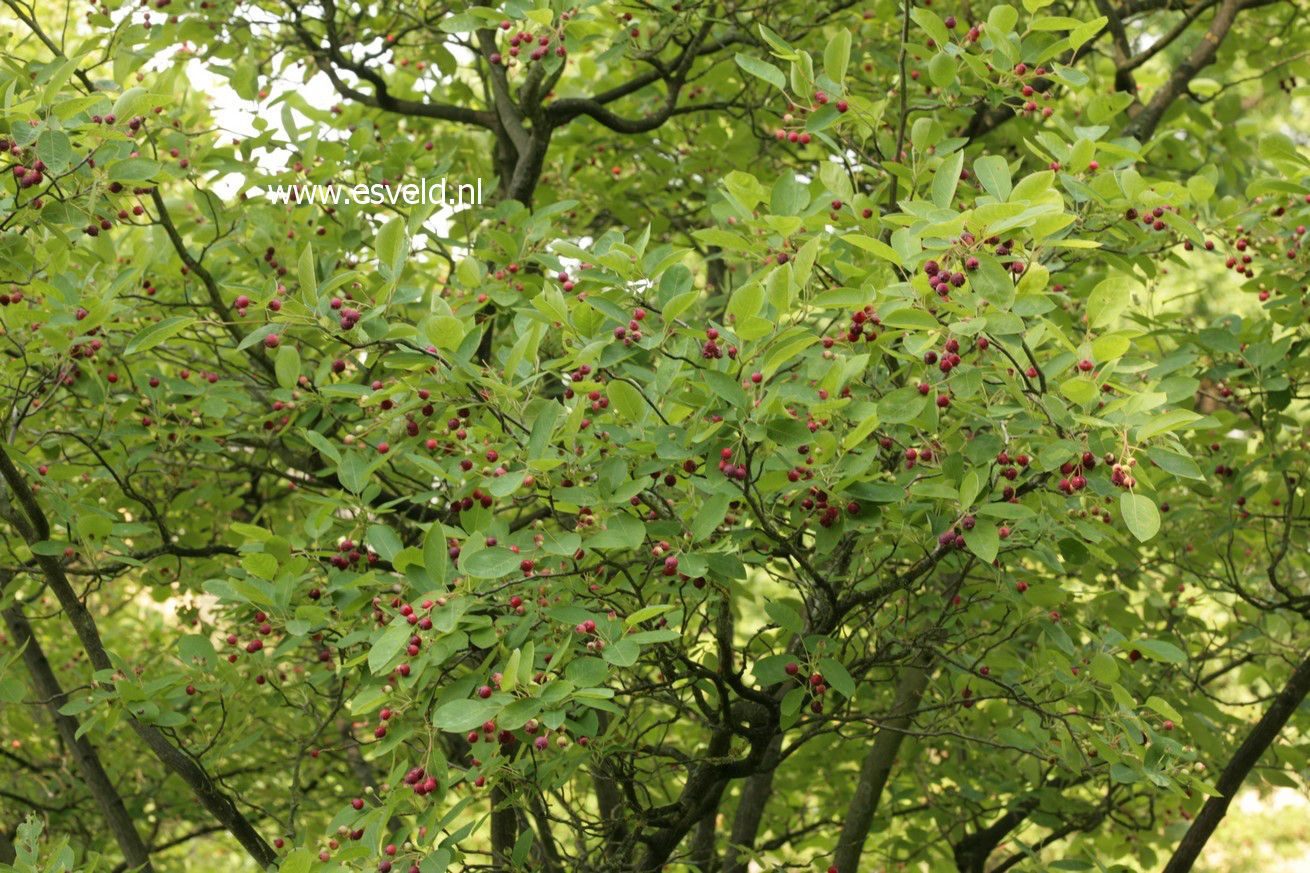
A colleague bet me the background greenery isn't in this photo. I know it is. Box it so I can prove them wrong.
[0,0,1308,871]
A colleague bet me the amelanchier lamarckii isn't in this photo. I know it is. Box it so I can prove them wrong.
[0,0,1308,872]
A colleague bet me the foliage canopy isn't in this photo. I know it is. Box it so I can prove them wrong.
[0,0,1309,871]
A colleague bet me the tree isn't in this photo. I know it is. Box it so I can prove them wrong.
[0,0,1308,870]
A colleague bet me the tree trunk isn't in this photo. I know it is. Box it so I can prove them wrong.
[1161,649,1310,873]
[0,823,15,865]
[0,448,276,869]
[490,784,518,869]
[689,805,720,872]
[1,600,154,873]
[833,653,932,873]
[722,734,783,873]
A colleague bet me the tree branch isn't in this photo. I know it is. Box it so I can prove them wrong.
[0,448,276,869]
[1123,0,1244,141]
[832,649,932,873]
[289,0,496,129]
[1161,647,1310,873]
[544,19,721,133]
[0,593,155,873]
[490,784,518,869]
[148,189,276,379]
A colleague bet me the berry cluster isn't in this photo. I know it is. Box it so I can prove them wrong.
[717,447,748,480]
[613,307,646,344]
[701,327,738,359]
[487,10,580,65]
[783,662,830,713]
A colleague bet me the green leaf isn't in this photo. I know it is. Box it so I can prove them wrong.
[910,7,950,46]
[1029,15,1082,29]
[527,402,561,461]
[301,428,341,464]
[107,157,162,181]
[178,634,217,666]
[1120,493,1160,542]
[966,521,999,564]
[1060,378,1097,406]
[602,638,640,667]
[1260,133,1310,167]
[1110,763,1139,784]
[0,678,26,703]
[112,86,149,120]
[511,830,534,867]
[1145,695,1183,724]
[367,524,403,562]
[1148,447,1203,480]
[432,698,499,732]
[423,522,449,587]
[461,547,522,579]
[703,369,749,408]
[841,233,903,266]
[1090,652,1120,683]
[724,171,765,209]
[959,471,981,508]
[41,54,86,104]
[974,155,1013,201]
[988,4,1019,32]
[429,315,470,352]
[1188,174,1216,203]
[337,450,370,493]
[970,255,1016,310]
[734,53,786,90]
[881,309,942,330]
[823,28,851,84]
[607,381,647,423]
[1087,275,1136,328]
[626,604,676,626]
[437,13,478,32]
[36,130,73,175]
[1135,639,1186,664]
[770,171,808,216]
[502,649,521,693]
[368,621,411,674]
[58,696,95,716]
[420,851,452,873]
[1091,334,1131,361]
[590,514,646,550]
[818,657,856,699]
[764,601,805,634]
[1198,327,1240,355]
[566,658,608,686]
[241,553,277,581]
[375,214,408,281]
[1069,15,1107,50]
[931,150,964,208]
[274,344,300,390]
[1110,681,1137,710]
[1136,410,1203,441]
[125,317,193,355]
[757,24,797,58]
[456,256,483,287]
[928,52,956,88]
[691,493,729,542]
[878,386,928,423]
[727,282,765,321]
[299,244,317,300]
[843,409,882,450]
[280,849,315,873]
